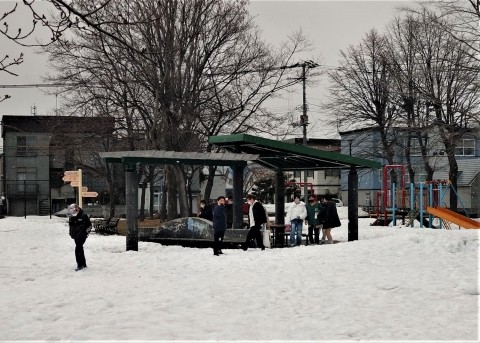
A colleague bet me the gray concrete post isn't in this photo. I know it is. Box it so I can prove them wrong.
[232,164,245,229]
[125,164,138,251]
[275,170,285,225]
[348,166,359,241]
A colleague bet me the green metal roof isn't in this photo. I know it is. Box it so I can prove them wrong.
[209,134,381,170]
[99,150,259,166]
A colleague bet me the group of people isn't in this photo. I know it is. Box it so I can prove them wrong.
[209,194,268,255]
[198,198,234,228]
[287,194,341,246]
[67,194,341,267]
[207,193,341,256]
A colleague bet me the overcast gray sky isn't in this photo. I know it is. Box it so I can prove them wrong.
[0,0,409,138]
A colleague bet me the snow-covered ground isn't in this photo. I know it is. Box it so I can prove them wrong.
[0,208,478,341]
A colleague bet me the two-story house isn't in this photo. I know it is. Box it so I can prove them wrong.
[339,126,480,214]
[284,137,342,199]
[1,115,115,216]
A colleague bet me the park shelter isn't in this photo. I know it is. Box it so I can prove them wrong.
[100,134,381,251]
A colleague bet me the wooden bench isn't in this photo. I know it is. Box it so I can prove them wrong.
[283,226,311,246]
[93,217,120,235]
[93,218,109,231]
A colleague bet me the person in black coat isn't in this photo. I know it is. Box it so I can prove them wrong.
[68,203,92,271]
[242,194,267,251]
[212,196,227,256]
[224,197,233,229]
[198,199,213,221]
[321,195,341,244]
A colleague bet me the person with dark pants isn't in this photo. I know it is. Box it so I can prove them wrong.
[305,195,323,245]
[68,203,91,271]
[224,197,233,228]
[242,194,267,251]
[198,199,213,221]
[212,196,227,256]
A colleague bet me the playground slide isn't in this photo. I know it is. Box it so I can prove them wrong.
[426,207,480,229]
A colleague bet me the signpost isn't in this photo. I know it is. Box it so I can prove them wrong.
[63,169,98,205]
[63,169,82,207]
[82,191,99,198]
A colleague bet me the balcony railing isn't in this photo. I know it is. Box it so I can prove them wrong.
[6,182,39,197]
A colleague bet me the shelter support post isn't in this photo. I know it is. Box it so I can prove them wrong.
[275,170,285,225]
[273,170,286,248]
[125,164,138,251]
[232,164,245,229]
[348,166,358,241]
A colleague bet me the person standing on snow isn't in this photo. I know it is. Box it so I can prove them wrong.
[286,195,307,246]
[198,199,213,221]
[321,195,341,244]
[212,196,227,256]
[68,203,91,271]
[305,195,324,245]
[242,194,267,251]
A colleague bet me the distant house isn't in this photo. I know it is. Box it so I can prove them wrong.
[283,137,342,199]
[1,115,115,216]
[339,126,480,214]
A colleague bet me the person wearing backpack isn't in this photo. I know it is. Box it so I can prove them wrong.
[68,203,92,271]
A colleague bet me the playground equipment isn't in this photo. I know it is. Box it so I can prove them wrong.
[426,207,480,229]
[372,165,479,229]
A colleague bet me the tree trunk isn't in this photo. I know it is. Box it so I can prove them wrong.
[139,181,147,221]
[172,165,189,217]
[106,164,116,218]
[148,166,155,219]
[203,165,217,202]
[160,174,167,221]
[166,166,178,220]
[445,141,459,210]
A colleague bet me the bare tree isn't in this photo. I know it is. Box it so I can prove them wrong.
[326,29,400,169]
[385,15,439,183]
[43,0,313,220]
[0,52,24,102]
[0,0,158,50]
[416,0,480,67]
[411,8,480,210]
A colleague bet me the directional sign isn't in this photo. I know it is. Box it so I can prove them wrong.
[64,171,78,176]
[70,181,79,187]
[62,175,79,182]
[82,191,98,198]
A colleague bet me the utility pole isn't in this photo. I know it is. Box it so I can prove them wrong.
[301,63,308,200]
[298,60,318,200]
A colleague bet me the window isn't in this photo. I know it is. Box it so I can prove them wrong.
[16,167,37,193]
[294,170,314,179]
[455,139,475,156]
[16,136,37,156]
[17,136,26,156]
[325,169,340,178]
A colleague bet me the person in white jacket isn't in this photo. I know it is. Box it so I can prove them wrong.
[285,195,307,246]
